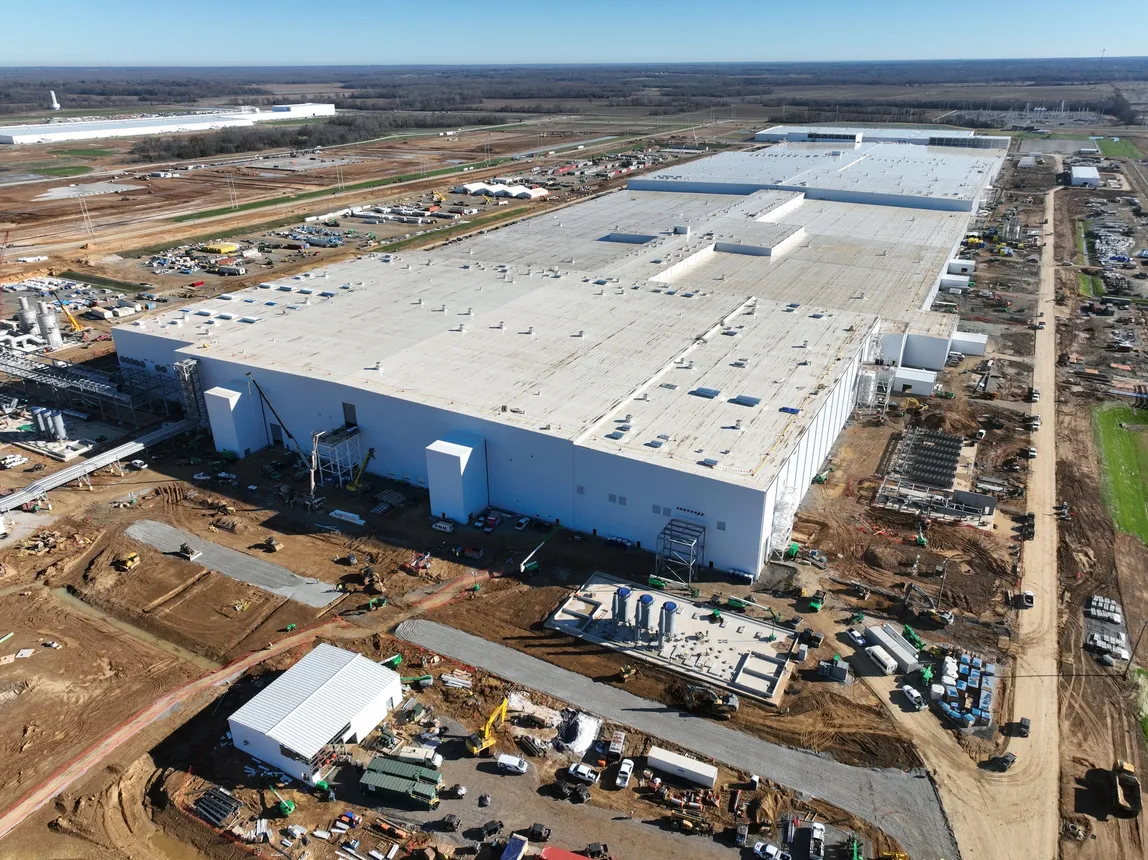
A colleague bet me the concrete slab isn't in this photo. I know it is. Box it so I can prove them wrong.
[546,573,796,704]
[125,519,338,608]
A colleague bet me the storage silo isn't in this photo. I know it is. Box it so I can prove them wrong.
[16,297,37,333]
[35,302,63,350]
[660,601,678,641]
[32,406,48,436]
[636,593,654,632]
[612,587,631,626]
[50,411,67,441]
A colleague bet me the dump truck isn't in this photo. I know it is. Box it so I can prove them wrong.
[1113,760,1143,816]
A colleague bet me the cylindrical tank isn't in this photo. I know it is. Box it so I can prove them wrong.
[35,303,63,350]
[31,406,47,436]
[661,601,678,640]
[50,411,67,441]
[613,587,631,626]
[16,297,37,333]
[930,684,946,701]
[637,594,654,631]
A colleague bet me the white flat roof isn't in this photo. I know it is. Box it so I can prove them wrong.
[1072,165,1101,180]
[119,134,1002,489]
[758,124,974,140]
[228,644,399,759]
[634,145,1000,204]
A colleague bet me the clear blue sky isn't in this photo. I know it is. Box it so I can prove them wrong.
[5,0,1147,66]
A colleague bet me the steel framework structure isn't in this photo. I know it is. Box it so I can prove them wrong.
[655,518,706,585]
[315,424,362,488]
[173,359,209,428]
[0,346,148,425]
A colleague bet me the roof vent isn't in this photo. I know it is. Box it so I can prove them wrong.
[693,387,721,399]
[701,457,719,468]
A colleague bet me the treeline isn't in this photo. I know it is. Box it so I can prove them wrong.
[129,111,511,161]
[0,77,270,115]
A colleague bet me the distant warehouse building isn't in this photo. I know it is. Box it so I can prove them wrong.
[754,125,1010,149]
[112,128,1004,579]
[228,644,401,784]
[0,103,335,145]
[1071,165,1101,187]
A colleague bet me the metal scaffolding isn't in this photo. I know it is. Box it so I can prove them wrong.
[314,424,362,488]
[173,358,208,428]
[0,346,147,425]
[119,361,180,419]
[768,484,799,560]
[655,518,706,585]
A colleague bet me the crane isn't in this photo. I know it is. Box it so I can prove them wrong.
[50,290,83,332]
[466,697,508,755]
[347,447,376,493]
[245,373,310,472]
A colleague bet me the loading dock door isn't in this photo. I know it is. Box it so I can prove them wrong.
[270,423,283,445]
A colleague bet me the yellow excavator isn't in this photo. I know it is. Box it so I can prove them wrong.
[466,697,508,755]
[346,447,376,494]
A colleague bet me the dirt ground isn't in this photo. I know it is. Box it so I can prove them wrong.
[0,587,199,815]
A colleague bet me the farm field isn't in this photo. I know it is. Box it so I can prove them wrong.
[1093,404,1148,543]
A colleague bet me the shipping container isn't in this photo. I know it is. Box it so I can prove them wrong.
[645,745,717,788]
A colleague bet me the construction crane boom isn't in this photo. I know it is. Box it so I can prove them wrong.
[347,447,376,493]
[245,372,310,471]
[50,290,83,332]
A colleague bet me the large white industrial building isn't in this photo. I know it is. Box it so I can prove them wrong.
[754,124,1010,150]
[113,128,1005,578]
[228,643,402,783]
[0,103,335,145]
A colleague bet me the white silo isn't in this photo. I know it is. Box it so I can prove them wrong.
[16,297,37,333]
[50,411,67,441]
[35,302,63,350]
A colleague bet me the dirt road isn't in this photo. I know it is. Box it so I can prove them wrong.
[809,186,1064,860]
[394,619,958,860]
[0,620,340,844]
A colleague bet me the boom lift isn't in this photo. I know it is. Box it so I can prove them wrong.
[50,290,83,332]
[466,697,508,755]
[347,447,376,493]
[245,373,311,472]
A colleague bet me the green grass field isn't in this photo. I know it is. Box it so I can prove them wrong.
[1098,138,1145,159]
[1094,404,1148,544]
[48,147,116,157]
[34,165,94,177]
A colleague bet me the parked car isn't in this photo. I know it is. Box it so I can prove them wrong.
[734,823,749,847]
[994,752,1018,772]
[901,685,926,711]
[566,763,600,785]
[480,820,504,839]
[845,628,867,648]
[1020,590,1035,609]
[515,516,530,531]
[753,843,792,860]
[1026,446,1037,459]
[497,754,529,774]
[615,758,634,789]
[1016,717,1031,738]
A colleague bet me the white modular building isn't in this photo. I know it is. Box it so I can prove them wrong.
[1071,165,1101,187]
[228,644,402,783]
[114,131,1004,579]
[0,104,336,145]
[646,745,719,788]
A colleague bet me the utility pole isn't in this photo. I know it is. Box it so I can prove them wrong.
[1124,617,1148,680]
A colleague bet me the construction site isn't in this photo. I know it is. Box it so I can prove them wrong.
[0,108,1144,860]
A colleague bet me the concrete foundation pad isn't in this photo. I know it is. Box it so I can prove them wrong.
[547,572,796,705]
[125,519,339,608]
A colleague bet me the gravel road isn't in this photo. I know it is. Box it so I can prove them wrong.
[395,619,959,860]
[126,519,338,607]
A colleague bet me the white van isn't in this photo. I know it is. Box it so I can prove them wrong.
[431,520,454,534]
[864,645,897,676]
[496,754,529,774]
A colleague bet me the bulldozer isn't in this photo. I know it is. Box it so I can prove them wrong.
[668,680,739,720]
[177,543,202,562]
[261,535,283,553]
[115,552,141,571]
[615,664,636,683]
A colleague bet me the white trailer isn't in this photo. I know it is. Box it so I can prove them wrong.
[646,745,717,788]
[395,745,444,769]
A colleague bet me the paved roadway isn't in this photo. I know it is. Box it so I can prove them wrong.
[126,519,339,608]
[0,622,340,843]
[394,619,959,860]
